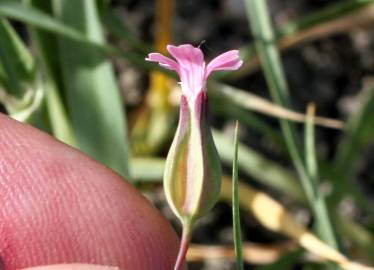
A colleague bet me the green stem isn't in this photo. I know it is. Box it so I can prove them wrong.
[174,220,192,270]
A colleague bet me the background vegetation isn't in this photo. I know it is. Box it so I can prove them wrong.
[0,0,373,269]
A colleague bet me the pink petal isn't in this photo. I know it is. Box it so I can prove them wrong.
[206,50,243,78]
[145,53,179,72]
[167,45,206,97]
[167,44,204,68]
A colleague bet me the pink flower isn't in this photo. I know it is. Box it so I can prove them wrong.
[145,44,242,270]
[146,44,242,99]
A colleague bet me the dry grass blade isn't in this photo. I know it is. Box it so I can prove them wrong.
[211,82,344,129]
[234,2,374,77]
[187,242,296,265]
[278,4,374,50]
[220,177,374,270]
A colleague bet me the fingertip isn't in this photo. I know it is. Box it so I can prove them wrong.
[0,114,179,270]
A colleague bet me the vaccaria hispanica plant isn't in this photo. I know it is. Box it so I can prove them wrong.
[146,44,242,270]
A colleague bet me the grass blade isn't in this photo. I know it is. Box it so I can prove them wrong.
[27,0,76,145]
[305,103,338,249]
[213,130,305,202]
[0,1,153,70]
[210,82,344,130]
[187,242,296,265]
[232,121,244,270]
[244,0,338,252]
[0,1,88,44]
[53,0,130,177]
[0,18,35,98]
[0,18,51,131]
[209,89,286,151]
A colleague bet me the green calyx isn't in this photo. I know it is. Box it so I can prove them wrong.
[163,90,222,223]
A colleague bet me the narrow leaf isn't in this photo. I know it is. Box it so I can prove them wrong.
[0,18,35,97]
[232,121,244,270]
[28,0,76,145]
[53,0,130,177]
[305,103,338,249]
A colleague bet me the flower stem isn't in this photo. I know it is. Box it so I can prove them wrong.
[174,220,193,270]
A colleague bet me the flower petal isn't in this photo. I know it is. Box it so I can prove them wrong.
[145,53,179,72]
[167,44,205,68]
[167,45,206,97]
[206,50,243,78]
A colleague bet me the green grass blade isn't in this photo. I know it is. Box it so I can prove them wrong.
[53,0,130,178]
[0,18,51,131]
[305,104,317,183]
[27,0,76,145]
[305,104,338,249]
[232,121,244,270]
[0,1,88,43]
[244,0,338,254]
[0,1,152,70]
[0,18,35,98]
[213,130,305,202]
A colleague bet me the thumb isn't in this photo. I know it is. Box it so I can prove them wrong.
[0,113,180,270]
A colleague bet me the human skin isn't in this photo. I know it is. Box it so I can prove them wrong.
[0,113,179,270]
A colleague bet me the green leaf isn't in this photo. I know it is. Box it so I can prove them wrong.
[0,1,163,71]
[27,0,76,145]
[0,1,88,44]
[0,18,35,97]
[232,121,244,270]
[0,18,51,131]
[53,0,130,177]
